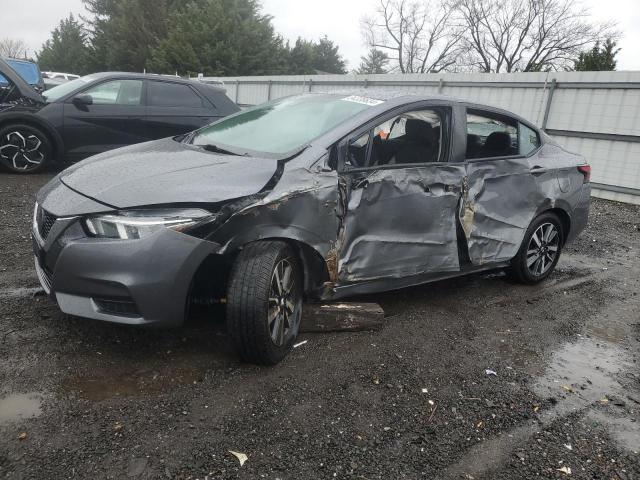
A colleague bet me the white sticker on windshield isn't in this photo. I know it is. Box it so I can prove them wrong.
[341,95,384,106]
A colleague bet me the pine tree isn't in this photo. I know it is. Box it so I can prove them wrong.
[357,49,389,74]
[37,15,90,74]
[313,36,346,74]
[574,39,620,71]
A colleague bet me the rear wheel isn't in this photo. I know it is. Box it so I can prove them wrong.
[0,124,52,173]
[506,212,563,284]
[226,241,303,365]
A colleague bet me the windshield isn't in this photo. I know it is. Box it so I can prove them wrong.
[43,75,95,102]
[6,59,41,85]
[190,94,379,156]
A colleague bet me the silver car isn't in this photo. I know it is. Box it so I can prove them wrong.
[33,93,591,364]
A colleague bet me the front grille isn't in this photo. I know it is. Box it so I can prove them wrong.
[38,208,57,240]
[93,298,140,318]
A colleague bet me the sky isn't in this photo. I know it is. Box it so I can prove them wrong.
[1,0,639,72]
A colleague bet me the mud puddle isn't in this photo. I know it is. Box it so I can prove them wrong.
[0,392,43,425]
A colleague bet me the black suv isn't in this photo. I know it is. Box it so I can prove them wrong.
[0,59,239,173]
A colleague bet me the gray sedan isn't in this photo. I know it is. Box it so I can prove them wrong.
[33,92,591,364]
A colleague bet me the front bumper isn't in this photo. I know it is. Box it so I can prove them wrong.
[33,215,219,328]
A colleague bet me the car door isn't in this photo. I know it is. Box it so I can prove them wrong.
[461,108,549,265]
[143,80,219,139]
[61,78,146,160]
[337,103,466,284]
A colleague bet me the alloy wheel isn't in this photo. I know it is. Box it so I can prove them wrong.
[0,131,45,171]
[526,222,560,277]
[267,258,300,346]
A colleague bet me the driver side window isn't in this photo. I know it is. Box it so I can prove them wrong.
[344,108,444,169]
[82,80,143,106]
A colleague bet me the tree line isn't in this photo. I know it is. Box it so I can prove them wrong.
[36,0,347,76]
[3,0,621,76]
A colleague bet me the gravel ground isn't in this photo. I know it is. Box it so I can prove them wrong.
[0,172,639,479]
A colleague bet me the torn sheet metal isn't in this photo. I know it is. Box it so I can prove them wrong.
[338,164,465,282]
[207,152,340,292]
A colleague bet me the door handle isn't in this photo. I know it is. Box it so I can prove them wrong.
[530,166,548,176]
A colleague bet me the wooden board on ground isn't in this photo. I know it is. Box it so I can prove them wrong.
[300,302,385,333]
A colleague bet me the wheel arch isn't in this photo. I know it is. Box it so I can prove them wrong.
[229,236,330,299]
[539,207,571,245]
[0,113,64,162]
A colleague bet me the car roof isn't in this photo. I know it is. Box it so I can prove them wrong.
[3,57,37,65]
[88,72,226,93]
[314,90,538,130]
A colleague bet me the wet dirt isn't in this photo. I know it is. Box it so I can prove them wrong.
[0,172,639,479]
[0,393,42,426]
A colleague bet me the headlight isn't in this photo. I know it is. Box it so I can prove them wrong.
[84,209,214,240]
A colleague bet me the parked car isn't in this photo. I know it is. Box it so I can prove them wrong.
[33,92,591,364]
[0,57,45,93]
[42,71,81,82]
[41,71,80,91]
[0,60,239,173]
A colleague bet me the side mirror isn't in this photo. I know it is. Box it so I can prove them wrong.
[72,94,93,107]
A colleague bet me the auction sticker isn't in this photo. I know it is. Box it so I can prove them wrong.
[341,95,384,106]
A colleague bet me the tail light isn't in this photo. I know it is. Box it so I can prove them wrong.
[577,165,591,183]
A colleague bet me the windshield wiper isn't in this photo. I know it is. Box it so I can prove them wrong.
[197,143,245,156]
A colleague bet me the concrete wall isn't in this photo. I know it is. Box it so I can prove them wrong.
[202,71,640,205]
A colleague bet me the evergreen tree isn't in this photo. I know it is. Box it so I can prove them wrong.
[288,38,318,74]
[574,39,620,71]
[357,48,389,74]
[37,15,90,75]
[287,36,347,75]
[146,0,291,76]
[313,36,346,74]
[82,0,173,72]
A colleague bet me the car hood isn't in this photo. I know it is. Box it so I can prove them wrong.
[60,138,280,209]
[0,57,44,104]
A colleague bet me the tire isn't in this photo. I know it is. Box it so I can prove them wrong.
[0,123,53,173]
[226,241,303,365]
[506,212,564,285]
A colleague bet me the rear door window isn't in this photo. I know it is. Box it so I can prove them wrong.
[466,111,518,159]
[148,81,204,108]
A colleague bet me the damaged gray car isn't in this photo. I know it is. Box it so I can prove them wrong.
[33,92,591,364]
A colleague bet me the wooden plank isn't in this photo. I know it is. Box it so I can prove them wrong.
[300,302,385,333]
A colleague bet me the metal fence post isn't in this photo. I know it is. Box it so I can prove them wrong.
[308,78,313,92]
[438,78,444,94]
[541,78,557,130]
[234,80,239,103]
[267,80,272,101]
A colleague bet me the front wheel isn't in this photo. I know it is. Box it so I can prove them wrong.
[226,241,303,365]
[0,124,52,173]
[506,212,564,284]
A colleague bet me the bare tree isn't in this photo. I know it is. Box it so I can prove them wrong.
[0,38,29,59]
[361,0,463,73]
[455,0,617,72]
